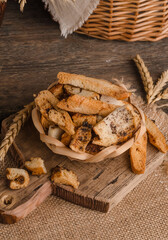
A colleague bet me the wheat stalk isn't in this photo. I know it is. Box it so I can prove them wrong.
[133,54,154,104]
[0,102,35,171]
[152,88,168,104]
[18,0,26,12]
[149,70,168,104]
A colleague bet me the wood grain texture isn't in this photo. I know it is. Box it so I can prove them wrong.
[0,0,168,124]
[0,101,167,223]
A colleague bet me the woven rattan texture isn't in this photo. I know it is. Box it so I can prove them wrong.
[77,0,168,41]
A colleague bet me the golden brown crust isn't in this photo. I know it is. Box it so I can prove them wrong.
[49,84,63,98]
[6,168,30,189]
[57,95,118,117]
[51,166,80,189]
[72,113,97,127]
[145,116,167,153]
[48,109,75,136]
[25,157,47,176]
[69,123,92,153]
[57,72,131,100]
[85,143,102,155]
[129,131,147,174]
[41,115,53,130]
[61,132,72,146]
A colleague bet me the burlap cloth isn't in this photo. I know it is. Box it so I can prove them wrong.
[0,151,168,240]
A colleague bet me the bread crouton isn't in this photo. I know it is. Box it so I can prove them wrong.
[58,72,131,100]
[48,109,75,135]
[48,125,64,140]
[72,113,97,127]
[6,168,30,189]
[41,115,53,130]
[69,121,92,153]
[51,166,79,189]
[25,157,47,175]
[64,85,100,100]
[57,95,118,117]
[85,143,102,155]
[93,105,141,147]
[145,116,168,153]
[49,84,63,98]
[35,90,59,110]
[129,131,147,174]
[61,133,72,146]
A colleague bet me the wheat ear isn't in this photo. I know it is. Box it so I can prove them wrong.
[0,102,35,169]
[133,54,154,104]
[149,70,168,104]
[152,88,168,104]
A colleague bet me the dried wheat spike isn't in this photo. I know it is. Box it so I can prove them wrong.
[0,102,35,172]
[152,88,168,104]
[133,54,154,104]
[149,71,168,104]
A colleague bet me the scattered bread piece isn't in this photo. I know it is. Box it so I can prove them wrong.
[51,166,80,189]
[49,84,63,98]
[48,109,75,135]
[64,84,100,100]
[48,125,64,140]
[25,157,47,175]
[35,90,59,110]
[6,168,30,189]
[72,113,97,127]
[61,132,72,146]
[129,131,147,174]
[70,121,92,153]
[57,95,118,117]
[58,72,131,100]
[145,116,168,153]
[85,143,102,155]
[93,105,141,147]
[41,115,53,130]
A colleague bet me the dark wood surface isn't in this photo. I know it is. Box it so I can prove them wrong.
[0,0,168,123]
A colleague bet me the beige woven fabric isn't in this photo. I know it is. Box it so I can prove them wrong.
[0,153,168,240]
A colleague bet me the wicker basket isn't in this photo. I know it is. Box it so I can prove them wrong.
[77,0,168,41]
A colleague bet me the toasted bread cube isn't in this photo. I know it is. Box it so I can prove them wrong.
[25,157,47,176]
[6,168,30,189]
[51,166,79,189]
[41,115,53,130]
[49,84,63,98]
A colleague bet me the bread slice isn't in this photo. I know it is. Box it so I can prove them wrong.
[49,84,63,98]
[57,95,119,117]
[6,168,30,189]
[35,90,59,110]
[51,166,80,189]
[85,143,102,155]
[64,84,100,100]
[41,115,53,130]
[48,125,64,140]
[48,109,75,135]
[93,105,141,147]
[58,72,131,100]
[61,132,72,146]
[69,122,92,153]
[129,131,147,174]
[145,116,168,153]
[72,113,97,127]
[25,157,47,175]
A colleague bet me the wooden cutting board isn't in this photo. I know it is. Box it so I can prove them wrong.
[0,102,167,224]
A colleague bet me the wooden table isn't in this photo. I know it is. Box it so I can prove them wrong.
[0,0,168,123]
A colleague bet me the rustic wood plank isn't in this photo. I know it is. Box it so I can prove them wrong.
[0,0,168,124]
[0,97,167,224]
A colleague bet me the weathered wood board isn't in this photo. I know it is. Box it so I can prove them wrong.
[0,103,167,223]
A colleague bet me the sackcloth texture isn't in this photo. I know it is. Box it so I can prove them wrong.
[0,147,168,240]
